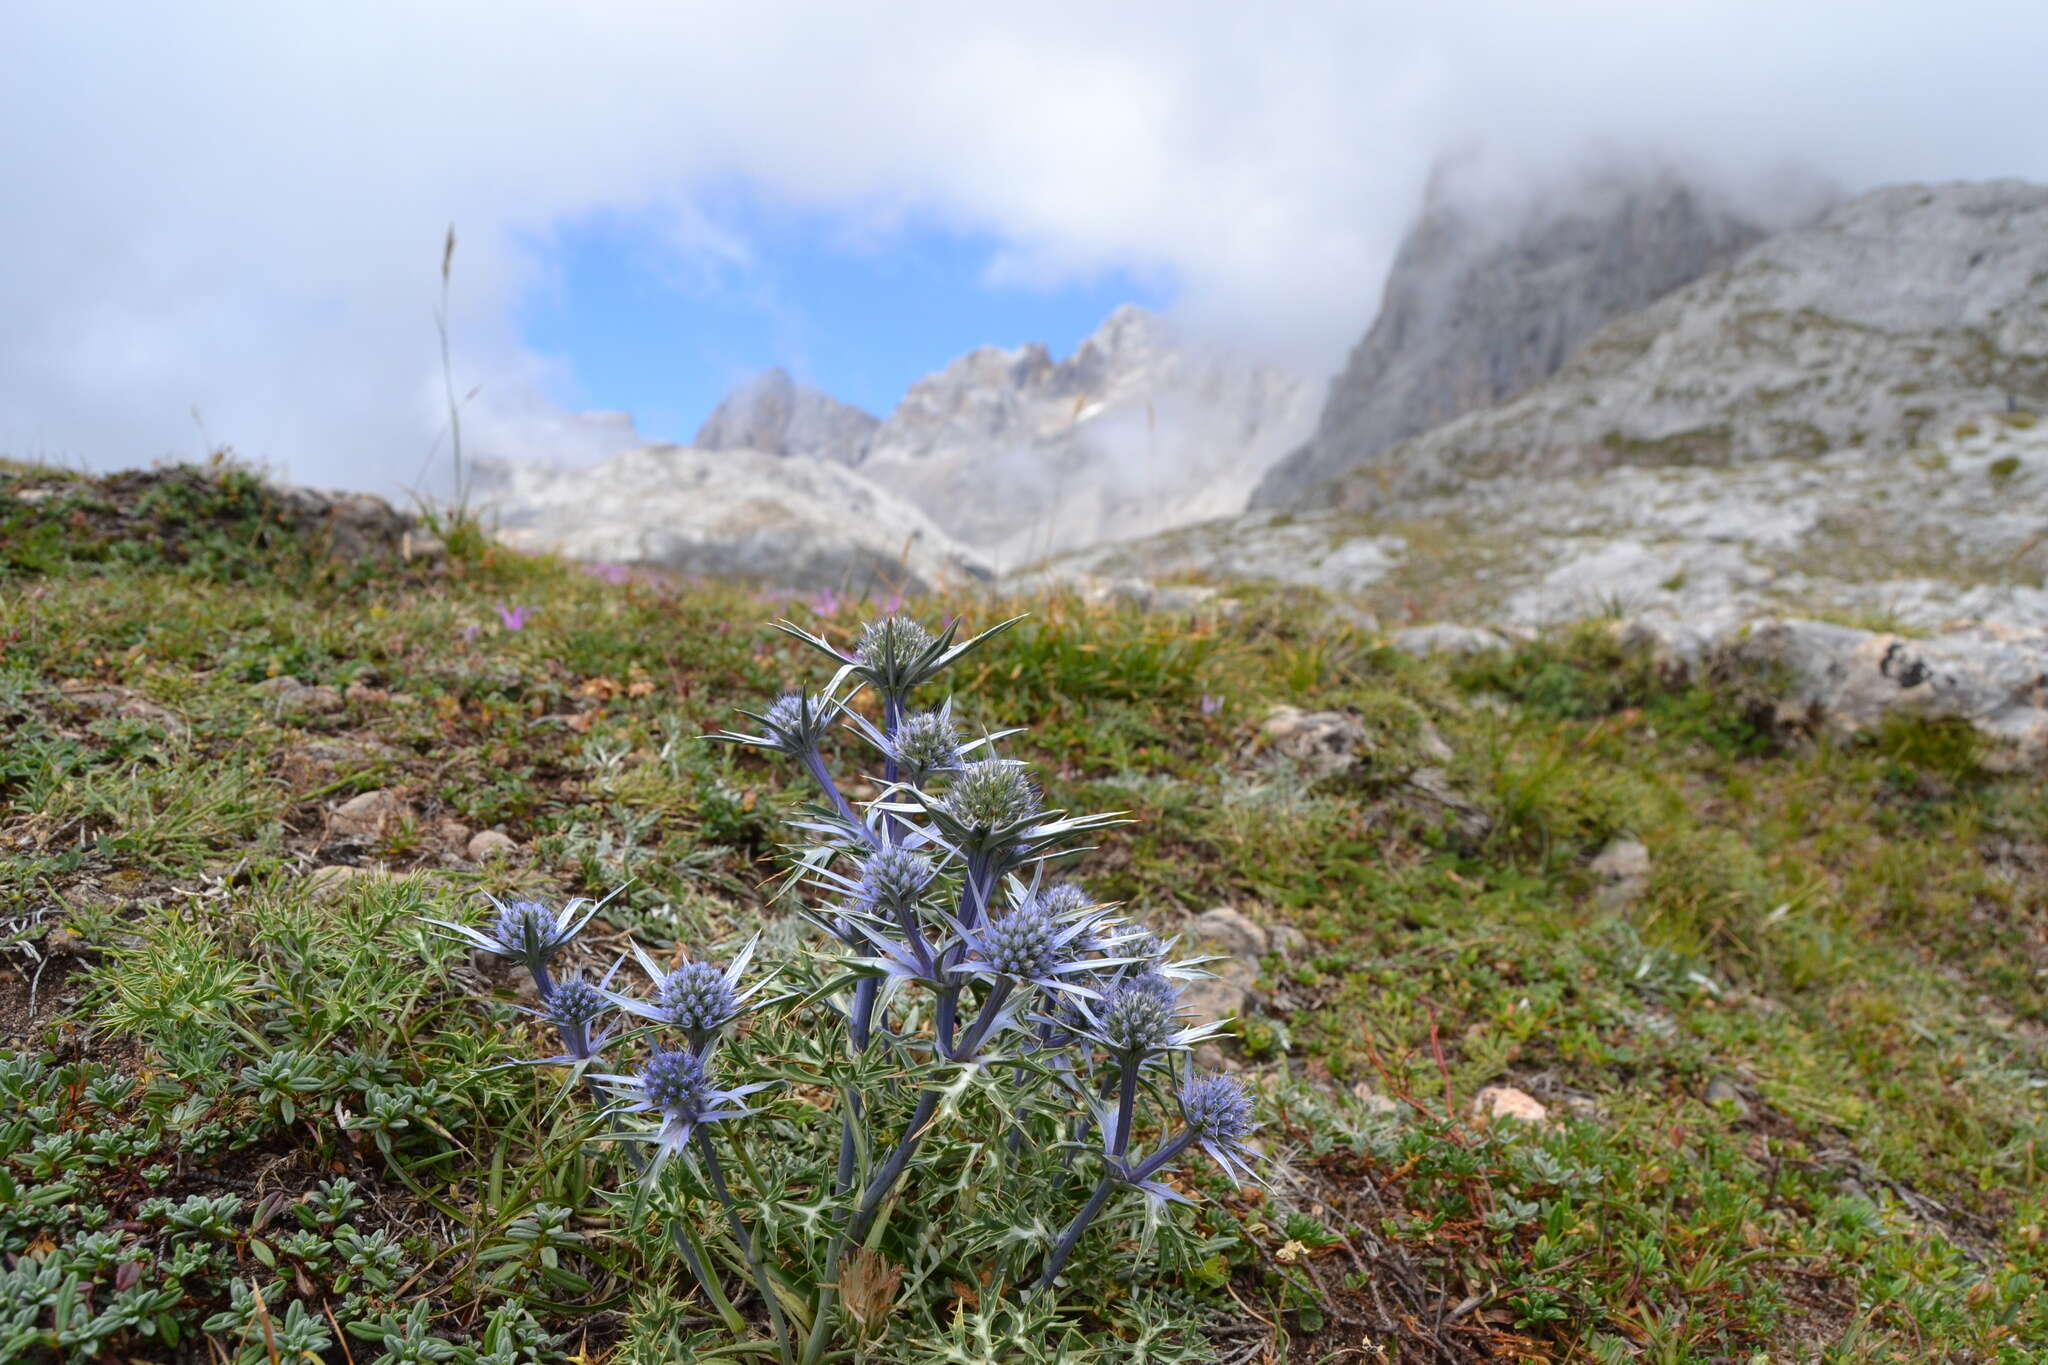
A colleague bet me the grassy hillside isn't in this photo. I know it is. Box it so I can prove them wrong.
[1,464,2043,1363]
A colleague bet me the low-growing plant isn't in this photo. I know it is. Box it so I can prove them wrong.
[432,612,1265,1361]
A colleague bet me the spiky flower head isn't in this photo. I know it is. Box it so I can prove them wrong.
[761,691,835,755]
[855,846,936,914]
[1095,979,1179,1055]
[1038,883,1094,917]
[600,1049,769,1178]
[972,900,1065,981]
[640,1048,713,1125]
[425,893,603,999]
[855,616,938,693]
[659,961,740,1042]
[543,975,611,1061]
[774,612,1022,699]
[1178,1072,1263,1185]
[886,705,966,783]
[547,975,609,1029]
[937,759,1040,841]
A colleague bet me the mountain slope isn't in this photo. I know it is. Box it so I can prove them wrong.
[1252,167,1768,509]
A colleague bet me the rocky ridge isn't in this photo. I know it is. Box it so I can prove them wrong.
[692,368,880,465]
[471,446,990,594]
[844,305,1322,568]
[1252,167,1770,510]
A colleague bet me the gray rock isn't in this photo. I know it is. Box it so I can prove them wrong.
[1704,1076,1751,1117]
[1179,959,1255,1028]
[693,368,880,465]
[255,675,344,716]
[1393,624,1512,659]
[1189,906,1269,958]
[1257,706,1368,778]
[1721,619,2048,770]
[331,789,411,839]
[466,829,519,862]
[1253,165,1768,509]
[1589,836,1653,910]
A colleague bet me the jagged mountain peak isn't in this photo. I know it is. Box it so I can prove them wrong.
[693,367,879,465]
[1251,163,1772,509]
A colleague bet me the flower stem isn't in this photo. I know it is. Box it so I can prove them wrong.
[1034,1174,1119,1295]
[698,1130,794,1365]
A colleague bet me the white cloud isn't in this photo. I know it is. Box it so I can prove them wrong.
[3,1,2045,492]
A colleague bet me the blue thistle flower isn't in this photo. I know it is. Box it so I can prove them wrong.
[709,690,840,758]
[964,898,1100,998]
[599,1049,768,1177]
[543,975,611,1062]
[855,846,936,915]
[1176,1072,1263,1186]
[659,961,740,1044]
[424,893,605,999]
[775,612,1023,701]
[1094,981,1177,1055]
[923,758,1044,856]
[614,935,765,1053]
[885,704,967,783]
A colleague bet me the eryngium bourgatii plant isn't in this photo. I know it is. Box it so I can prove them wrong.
[432,612,1262,1363]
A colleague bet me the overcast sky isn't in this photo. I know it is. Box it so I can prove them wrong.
[4,1,2045,496]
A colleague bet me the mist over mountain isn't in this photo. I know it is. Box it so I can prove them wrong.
[1252,165,1777,509]
[692,370,880,465]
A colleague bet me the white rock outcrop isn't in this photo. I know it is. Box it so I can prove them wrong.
[473,446,990,594]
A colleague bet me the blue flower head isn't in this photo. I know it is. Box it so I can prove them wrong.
[929,759,1042,853]
[425,893,604,998]
[854,616,939,695]
[855,846,936,916]
[601,1049,768,1178]
[886,704,966,783]
[1178,1072,1263,1186]
[964,897,1099,997]
[659,961,740,1044]
[544,975,611,1061]
[1094,980,1178,1055]
[710,692,839,758]
[614,935,765,1052]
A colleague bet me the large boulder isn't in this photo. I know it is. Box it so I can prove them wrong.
[1721,619,2048,771]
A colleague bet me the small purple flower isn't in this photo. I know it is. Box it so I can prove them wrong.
[811,589,843,619]
[581,562,632,586]
[496,603,533,631]
[1200,693,1224,716]
[460,623,481,643]
[880,592,904,615]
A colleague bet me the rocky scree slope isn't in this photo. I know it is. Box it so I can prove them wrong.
[1251,168,1768,510]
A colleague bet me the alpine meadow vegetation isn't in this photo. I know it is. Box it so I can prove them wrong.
[1,462,2045,1362]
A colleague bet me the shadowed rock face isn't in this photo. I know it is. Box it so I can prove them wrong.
[1313,178,2048,511]
[1250,168,1767,510]
[692,368,880,465]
